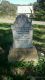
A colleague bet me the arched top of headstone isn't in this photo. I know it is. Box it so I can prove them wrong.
[16,14,29,23]
[15,14,32,23]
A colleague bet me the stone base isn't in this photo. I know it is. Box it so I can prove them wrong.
[8,46,38,63]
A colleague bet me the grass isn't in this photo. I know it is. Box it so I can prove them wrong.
[0,23,45,80]
[0,57,45,80]
[33,24,45,53]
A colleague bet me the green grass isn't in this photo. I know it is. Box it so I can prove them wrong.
[32,25,45,53]
[0,57,45,80]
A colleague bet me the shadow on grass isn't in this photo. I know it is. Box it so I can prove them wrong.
[0,25,13,66]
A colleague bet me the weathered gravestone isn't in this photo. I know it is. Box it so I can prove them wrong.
[8,14,38,62]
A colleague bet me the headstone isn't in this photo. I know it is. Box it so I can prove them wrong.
[8,14,38,62]
[11,14,33,48]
